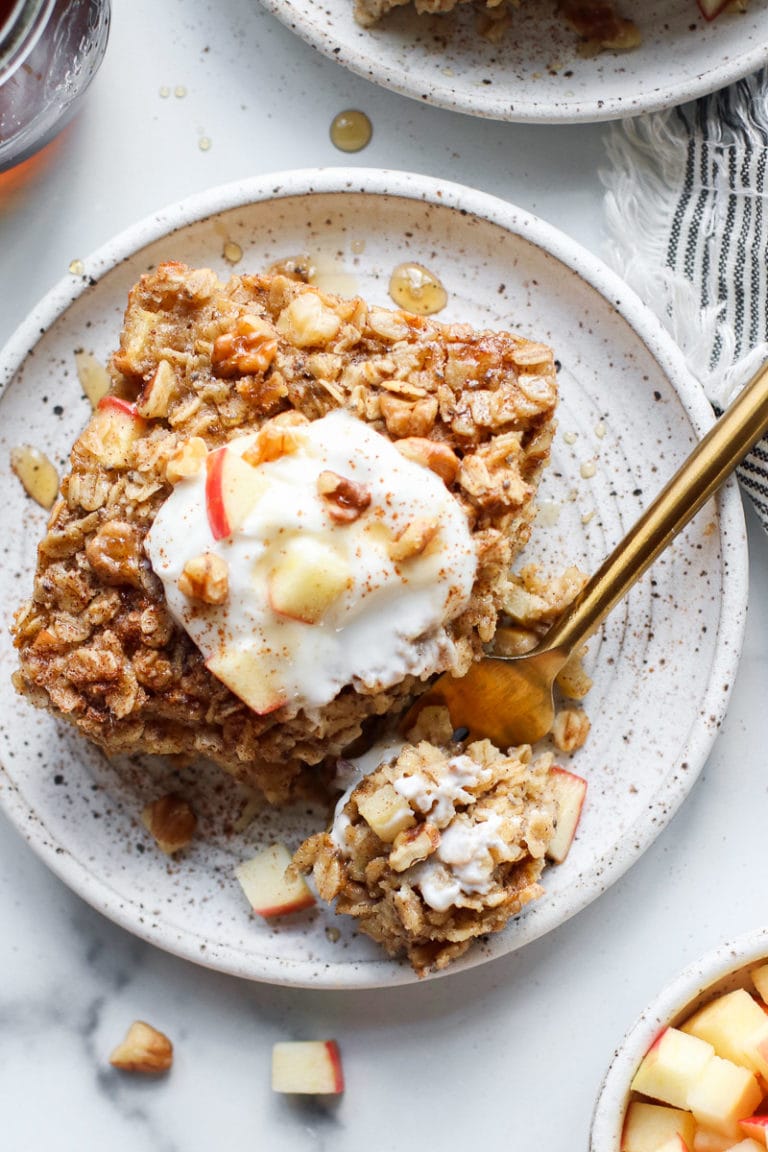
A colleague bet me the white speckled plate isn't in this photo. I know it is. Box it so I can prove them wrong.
[0,169,747,988]
[258,0,768,123]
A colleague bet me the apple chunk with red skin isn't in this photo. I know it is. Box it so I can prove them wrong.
[740,1114,768,1144]
[272,1041,344,1094]
[631,1027,715,1109]
[235,844,315,918]
[621,1101,696,1151]
[687,1055,762,1137]
[205,444,267,541]
[79,396,146,469]
[546,765,587,863]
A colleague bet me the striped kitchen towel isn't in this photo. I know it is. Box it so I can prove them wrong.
[602,69,768,526]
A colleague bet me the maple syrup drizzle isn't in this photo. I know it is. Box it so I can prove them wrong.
[388,263,448,316]
[330,110,372,153]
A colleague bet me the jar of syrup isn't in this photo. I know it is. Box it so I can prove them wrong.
[0,0,110,171]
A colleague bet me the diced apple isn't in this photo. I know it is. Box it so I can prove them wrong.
[136,359,178,418]
[697,0,732,20]
[740,1114,768,1144]
[205,444,268,540]
[682,990,768,1079]
[78,395,146,469]
[546,765,587,863]
[268,537,350,624]
[751,966,768,1008]
[205,647,286,715]
[655,1139,691,1152]
[271,1040,344,1094]
[631,1028,714,1110]
[694,1130,740,1152]
[235,844,315,918]
[622,1101,696,1152]
[357,784,416,843]
[687,1056,762,1138]
[729,1141,767,1152]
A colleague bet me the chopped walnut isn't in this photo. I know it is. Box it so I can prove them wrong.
[389,822,441,872]
[380,394,438,438]
[243,411,310,467]
[212,315,278,377]
[85,521,143,589]
[555,650,593,701]
[178,552,229,604]
[317,470,372,523]
[166,437,207,483]
[387,517,438,562]
[552,708,591,753]
[394,437,459,486]
[109,1020,174,1074]
[141,792,197,854]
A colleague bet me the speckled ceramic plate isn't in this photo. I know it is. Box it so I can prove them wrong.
[258,0,768,123]
[0,169,747,988]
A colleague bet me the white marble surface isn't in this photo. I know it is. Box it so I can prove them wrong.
[1,2,767,1149]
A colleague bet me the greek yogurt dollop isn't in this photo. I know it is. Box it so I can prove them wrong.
[145,410,477,715]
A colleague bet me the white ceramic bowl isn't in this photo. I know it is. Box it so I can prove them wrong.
[590,927,768,1151]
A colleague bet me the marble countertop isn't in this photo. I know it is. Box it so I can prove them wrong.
[2,2,768,1149]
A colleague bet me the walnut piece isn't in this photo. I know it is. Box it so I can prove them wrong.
[242,411,310,467]
[316,470,372,523]
[141,792,198,854]
[212,314,278,377]
[85,521,143,588]
[110,1020,174,1074]
[387,517,438,562]
[166,436,208,483]
[395,437,459,486]
[389,822,441,872]
[178,552,229,604]
[552,708,591,753]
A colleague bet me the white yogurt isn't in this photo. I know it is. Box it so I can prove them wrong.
[145,410,476,714]
[412,813,514,912]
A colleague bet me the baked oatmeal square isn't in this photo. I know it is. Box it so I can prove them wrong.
[12,261,558,803]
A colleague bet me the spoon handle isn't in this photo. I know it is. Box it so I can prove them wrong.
[539,360,768,658]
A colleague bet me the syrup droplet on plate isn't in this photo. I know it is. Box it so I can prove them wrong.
[75,350,110,408]
[223,240,243,265]
[330,110,372,153]
[267,255,316,283]
[11,445,59,509]
[388,263,448,316]
[68,259,85,275]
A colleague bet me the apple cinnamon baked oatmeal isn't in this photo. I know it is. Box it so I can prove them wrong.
[354,0,641,53]
[11,261,559,804]
[294,709,558,973]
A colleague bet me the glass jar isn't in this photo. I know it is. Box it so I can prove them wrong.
[0,0,110,171]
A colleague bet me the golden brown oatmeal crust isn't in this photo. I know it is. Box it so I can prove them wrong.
[12,261,557,802]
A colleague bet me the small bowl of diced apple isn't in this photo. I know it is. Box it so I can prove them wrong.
[590,927,768,1152]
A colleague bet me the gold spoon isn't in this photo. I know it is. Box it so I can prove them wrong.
[403,361,768,748]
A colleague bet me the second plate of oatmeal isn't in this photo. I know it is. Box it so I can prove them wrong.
[258,0,768,123]
[0,169,747,987]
